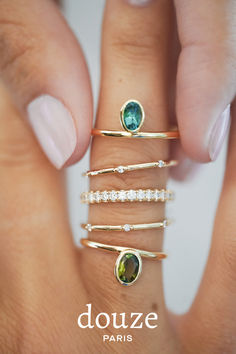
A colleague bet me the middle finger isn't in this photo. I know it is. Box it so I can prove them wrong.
[81,0,178,351]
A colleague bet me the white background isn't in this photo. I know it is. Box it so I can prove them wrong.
[64,0,227,314]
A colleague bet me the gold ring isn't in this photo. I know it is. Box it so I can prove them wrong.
[81,189,174,204]
[83,160,178,177]
[81,238,167,286]
[82,219,171,232]
[92,129,179,139]
[91,99,179,139]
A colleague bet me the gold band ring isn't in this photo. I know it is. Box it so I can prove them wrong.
[81,239,167,260]
[91,99,179,139]
[83,160,178,177]
[81,189,174,204]
[81,239,167,286]
[82,219,171,232]
[92,128,179,139]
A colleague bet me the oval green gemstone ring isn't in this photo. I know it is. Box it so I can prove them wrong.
[80,238,167,286]
[120,99,145,133]
[92,99,179,139]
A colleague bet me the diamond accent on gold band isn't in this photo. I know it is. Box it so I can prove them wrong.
[81,219,171,232]
[80,189,174,204]
[83,160,178,177]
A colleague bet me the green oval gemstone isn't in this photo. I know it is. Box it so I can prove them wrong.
[122,101,143,132]
[117,252,140,285]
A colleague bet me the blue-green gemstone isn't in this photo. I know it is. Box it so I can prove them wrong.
[122,101,143,132]
[118,253,139,285]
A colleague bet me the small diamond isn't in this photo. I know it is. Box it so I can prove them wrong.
[165,191,170,200]
[137,189,145,201]
[109,190,118,202]
[163,220,167,228]
[86,224,92,232]
[159,190,165,201]
[145,189,153,201]
[102,191,109,202]
[127,190,136,201]
[158,160,164,168]
[118,190,127,202]
[154,190,160,201]
[123,224,131,232]
[117,166,125,174]
[89,193,95,203]
[94,191,101,203]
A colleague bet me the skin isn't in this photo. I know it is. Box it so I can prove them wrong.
[0,0,235,353]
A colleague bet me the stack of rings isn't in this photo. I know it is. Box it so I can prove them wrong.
[80,99,179,286]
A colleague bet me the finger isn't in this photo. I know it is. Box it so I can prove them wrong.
[177,101,236,353]
[174,0,236,162]
[0,83,88,349]
[80,0,177,350]
[169,142,202,181]
[0,0,92,169]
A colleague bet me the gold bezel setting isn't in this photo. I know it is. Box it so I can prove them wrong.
[114,250,142,286]
[120,99,145,133]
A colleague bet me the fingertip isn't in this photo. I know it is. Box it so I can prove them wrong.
[169,142,203,181]
[170,158,202,181]
[27,94,92,169]
[178,103,231,164]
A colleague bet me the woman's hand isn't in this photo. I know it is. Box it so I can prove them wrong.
[0,0,235,353]
[0,0,93,169]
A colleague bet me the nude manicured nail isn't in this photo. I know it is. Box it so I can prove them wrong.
[125,0,152,6]
[208,105,231,161]
[27,95,77,169]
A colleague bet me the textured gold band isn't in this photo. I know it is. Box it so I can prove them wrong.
[80,239,167,260]
[92,128,179,139]
[82,219,171,232]
[83,160,178,177]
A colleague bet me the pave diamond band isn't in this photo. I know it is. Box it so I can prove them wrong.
[83,160,178,177]
[81,189,174,204]
[82,219,171,232]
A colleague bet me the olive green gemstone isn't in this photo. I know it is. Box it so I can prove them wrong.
[122,101,143,132]
[117,253,140,285]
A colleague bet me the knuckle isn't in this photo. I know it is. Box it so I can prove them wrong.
[109,35,159,64]
[107,20,160,64]
[0,19,37,76]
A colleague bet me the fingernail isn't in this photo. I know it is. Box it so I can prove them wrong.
[27,95,77,169]
[125,0,152,6]
[208,105,231,161]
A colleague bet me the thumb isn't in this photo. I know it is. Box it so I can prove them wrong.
[0,0,92,168]
[174,0,236,162]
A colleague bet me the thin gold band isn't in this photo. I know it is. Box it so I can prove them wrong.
[81,238,167,260]
[81,189,174,204]
[83,160,178,177]
[82,219,170,232]
[92,128,179,139]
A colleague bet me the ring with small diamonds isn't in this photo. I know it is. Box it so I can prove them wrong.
[83,160,178,177]
[81,219,171,233]
[80,189,174,204]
